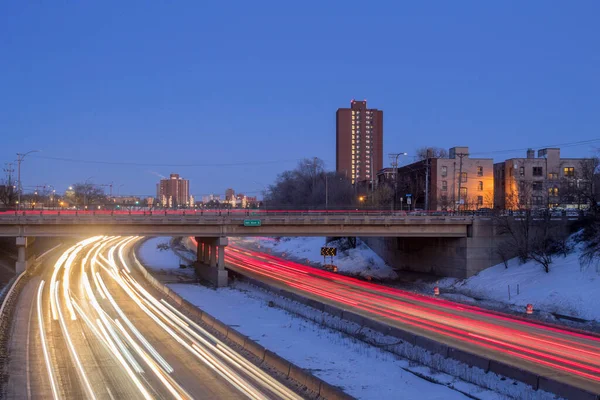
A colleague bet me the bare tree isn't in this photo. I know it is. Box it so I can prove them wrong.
[0,184,16,207]
[580,215,600,270]
[494,210,535,262]
[497,241,513,268]
[529,238,554,273]
[367,183,394,208]
[0,165,17,207]
[265,158,355,209]
[416,147,448,160]
[66,183,107,208]
[574,154,600,214]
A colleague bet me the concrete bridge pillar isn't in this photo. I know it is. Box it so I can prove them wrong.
[203,241,209,264]
[216,236,228,270]
[194,236,229,288]
[15,237,32,274]
[209,242,217,267]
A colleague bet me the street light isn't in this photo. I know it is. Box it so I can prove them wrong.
[16,150,40,210]
[389,152,408,211]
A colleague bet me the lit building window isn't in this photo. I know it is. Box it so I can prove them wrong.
[563,167,575,177]
[478,181,483,191]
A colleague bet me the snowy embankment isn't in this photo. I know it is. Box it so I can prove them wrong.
[169,282,509,400]
[138,239,551,400]
[137,237,196,279]
[441,234,600,322]
[233,236,398,280]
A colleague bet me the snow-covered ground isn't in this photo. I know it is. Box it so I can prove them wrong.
[233,236,398,280]
[138,238,556,400]
[137,237,196,279]
[170,282,502,400]
[438,234,600,322]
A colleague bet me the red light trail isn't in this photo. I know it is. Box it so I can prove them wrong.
[216,241,600,394]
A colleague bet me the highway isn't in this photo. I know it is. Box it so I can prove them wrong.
[5,236,304,400]
[223,242,600,396]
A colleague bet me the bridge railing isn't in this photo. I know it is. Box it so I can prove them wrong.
[0,209,486,218]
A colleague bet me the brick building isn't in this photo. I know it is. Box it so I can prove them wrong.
[336,100,383,187]
[156,173,191,208]
[377,146,494,211]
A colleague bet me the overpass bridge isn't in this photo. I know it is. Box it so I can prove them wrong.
[0,210,577,286]
[0,210,473,237]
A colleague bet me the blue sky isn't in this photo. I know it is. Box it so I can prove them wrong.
[1,1,599,198]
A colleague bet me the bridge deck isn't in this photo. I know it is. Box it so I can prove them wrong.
[0,212,473,237]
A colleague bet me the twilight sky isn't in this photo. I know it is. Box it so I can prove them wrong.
[1,1,599,199]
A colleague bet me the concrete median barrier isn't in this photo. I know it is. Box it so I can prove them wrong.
[289,364,322,393]
[489,360,539,390]
[131,239,354,399]
[243,339,266,362]
[386,326,417,345]
[323,304,344,319]
[226,328,248,348]
[538,377,599,400]
[318,381,355,400]
[415,336,449,359]
[231,267,596,399]
[200,312,217,329]
[341,310,367,326]
[447,347,489,372]
[263,350,291,376]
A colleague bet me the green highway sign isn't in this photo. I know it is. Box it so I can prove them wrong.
[243,219,262,227]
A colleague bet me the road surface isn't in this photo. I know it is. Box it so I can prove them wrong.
[5,236,304,400]
[224,242,600,396]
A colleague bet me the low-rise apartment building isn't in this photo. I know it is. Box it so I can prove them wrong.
[377,146,494,211]
[494,148,595,210]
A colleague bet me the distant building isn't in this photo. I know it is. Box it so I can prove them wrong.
[156,173,190,208]
[201,194,219,204]
[377,146,494,211]
[494,148,595,210]
[225,188,235,201]
[336,100,383,186]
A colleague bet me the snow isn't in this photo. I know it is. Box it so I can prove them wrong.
[446,234,600,322]
[233,237,398,280]
[138,237,196,279]
[169,282,474,400]
[141,238,556,399]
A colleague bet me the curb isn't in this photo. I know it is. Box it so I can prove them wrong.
[132,239,355,400]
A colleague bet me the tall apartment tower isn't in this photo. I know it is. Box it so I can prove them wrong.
[336,100,383,185]
[156,173,190,208]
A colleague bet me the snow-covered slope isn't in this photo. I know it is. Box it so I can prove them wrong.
[447,235,600,321]
[138,237,196,278]
[233,236,398,280]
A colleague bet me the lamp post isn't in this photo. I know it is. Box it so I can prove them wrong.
[389,152,408,211]
[16,150,40,211]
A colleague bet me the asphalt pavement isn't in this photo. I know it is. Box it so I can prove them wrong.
[5,236,306,400]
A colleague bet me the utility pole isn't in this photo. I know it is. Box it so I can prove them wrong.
[325,173,328,210]
[456,152,468,211]
[425,158,430,211]
[389,152,408,211]
[3,163,14,206]
[16,150,39,211]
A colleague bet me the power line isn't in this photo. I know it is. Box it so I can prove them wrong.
[469,138,600,156]
[29,155,305,168]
